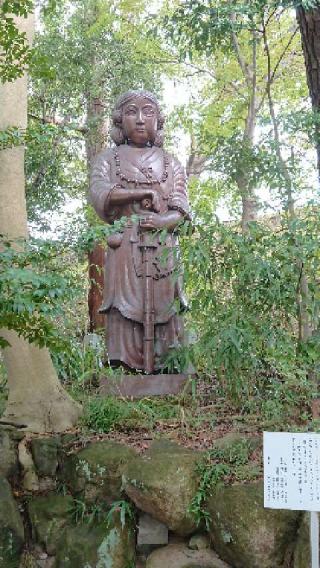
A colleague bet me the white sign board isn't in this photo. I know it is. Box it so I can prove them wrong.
[264,432,320,511]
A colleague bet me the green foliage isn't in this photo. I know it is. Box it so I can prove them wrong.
[0,0,34,83]
[189,439,261,528]
[0,236,83,349]
[181,208,320,409]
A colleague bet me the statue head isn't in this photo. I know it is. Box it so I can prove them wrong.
[110,90,165,147]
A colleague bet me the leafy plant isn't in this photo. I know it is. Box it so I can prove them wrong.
[106,500,135,530]
[70,497,134,529]
[0,0,34,83]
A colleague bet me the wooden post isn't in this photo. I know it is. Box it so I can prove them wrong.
[310,511,319,568]
[139,229,157,374]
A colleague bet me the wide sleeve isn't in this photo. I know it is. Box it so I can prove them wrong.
[167,157,191,221]
[89,149,115,222]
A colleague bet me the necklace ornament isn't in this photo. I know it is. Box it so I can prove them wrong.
[113,149,169,186]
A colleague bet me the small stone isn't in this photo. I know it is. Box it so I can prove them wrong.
[188,533,211,550]
[138,513,168,546]
[146,543,230,568]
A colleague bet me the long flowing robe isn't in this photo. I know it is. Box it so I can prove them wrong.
[89,144,190,371]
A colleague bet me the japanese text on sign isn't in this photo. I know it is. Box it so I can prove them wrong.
[264,432,320,511]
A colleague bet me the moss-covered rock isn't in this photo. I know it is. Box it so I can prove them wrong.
[61,441,137,504]
[31,436,61,477]
[207,481,300,568]
[123,440,200,535]
[0,477,24,568]
[28,494,74,555]
[293,513,312,568]
[54,512,135,568]
[0,427,18,479]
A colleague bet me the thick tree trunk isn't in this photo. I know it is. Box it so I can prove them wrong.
[0,13,81,432]
[296,5,320,175]
[86,97,108,331]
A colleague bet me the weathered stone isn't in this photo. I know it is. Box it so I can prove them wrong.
[123,440,200,535]
[31,437,60,477]
[188,533,211,550]
[0,427,18,479]
[99,373,192,398]
[207,481,300,568]
[137,512,168,557]
[28,494,74,555]
[18,438,39,491]
[138,513,168,546]
[61,440,137,504]
[54,511,135,568]
[0,477,24,568]
[293,512,312,568]
[146,543,230,568]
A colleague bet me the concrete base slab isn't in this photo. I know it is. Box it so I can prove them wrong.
[98,373,193,399]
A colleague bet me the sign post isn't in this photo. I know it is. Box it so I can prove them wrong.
[311,511,319,568]
[264,432,320,568]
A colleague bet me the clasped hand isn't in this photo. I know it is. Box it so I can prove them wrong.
[139,212,167,230]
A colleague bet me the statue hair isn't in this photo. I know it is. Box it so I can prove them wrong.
[110,90,165,147]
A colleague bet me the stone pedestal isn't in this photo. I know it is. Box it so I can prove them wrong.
[99,373,193,399]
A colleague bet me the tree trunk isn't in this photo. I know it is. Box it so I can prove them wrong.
[0,13,82,432]
[296,5,320,176]
[186,135,207,179]
[86,97,108,331]
[88,243,105,332]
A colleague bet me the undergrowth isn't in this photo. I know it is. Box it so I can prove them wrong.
[189,438,262,528]
[83,395,185,432]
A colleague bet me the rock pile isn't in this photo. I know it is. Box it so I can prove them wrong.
[0,427,309,567]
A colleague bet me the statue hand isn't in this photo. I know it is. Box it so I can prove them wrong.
[147,190,161,213]
[139,213,166,230]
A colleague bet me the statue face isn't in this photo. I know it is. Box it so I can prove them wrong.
[122,97,158,146]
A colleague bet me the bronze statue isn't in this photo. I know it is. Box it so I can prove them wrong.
[90,90,190,374]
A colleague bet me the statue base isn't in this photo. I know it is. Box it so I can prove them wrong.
[98,373,193,399]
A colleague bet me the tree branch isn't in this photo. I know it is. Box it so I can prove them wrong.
[230,12,251,89]
[28,113,88,134]
[257,26,299,113]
